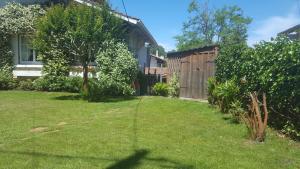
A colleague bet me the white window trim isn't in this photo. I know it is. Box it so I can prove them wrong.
[19,35,42,65]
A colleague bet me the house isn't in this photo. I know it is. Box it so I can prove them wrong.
[167,45,218,99]
[278,24,300,40]
[145,52,167,83]
[150,51,166,68]
[0,0,157,78]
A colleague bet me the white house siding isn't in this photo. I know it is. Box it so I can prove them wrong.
[13,65,42,78]
[128,29,149,71]
[150,57,158,67]
[137,46,148,70]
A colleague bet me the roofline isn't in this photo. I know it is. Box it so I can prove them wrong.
[73,0,157,46]
[137,21,158,46]
[167,45,218,57]
[150,54,165,62]
[278,24,300,35]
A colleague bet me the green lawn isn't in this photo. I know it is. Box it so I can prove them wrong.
[0,91,299,169]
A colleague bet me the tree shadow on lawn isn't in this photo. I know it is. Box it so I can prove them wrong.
[53,94,83,101]
[0,149,194,169]
[53,94,138,103]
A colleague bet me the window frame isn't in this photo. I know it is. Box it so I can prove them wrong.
[18,35,42,65]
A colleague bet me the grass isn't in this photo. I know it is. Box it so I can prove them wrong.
[0,91,299,169]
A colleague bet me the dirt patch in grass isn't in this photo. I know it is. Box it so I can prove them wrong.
[30,127,48,133]
[43,130,60,134]
[57,122,67,126]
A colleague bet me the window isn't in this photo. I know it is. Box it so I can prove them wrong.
[19,36,40,64]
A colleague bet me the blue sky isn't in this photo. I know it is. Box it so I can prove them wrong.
[109,0,300,51]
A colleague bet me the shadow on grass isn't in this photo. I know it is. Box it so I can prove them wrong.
[0,149,194,169]
[222,115,240,124]
[106,149,194,169]
[53,94,83,101]
[106,149,149,169]
[145,157,194,169]
[95,96,138,103]
[53,94,138,103]
[0,149,116,161]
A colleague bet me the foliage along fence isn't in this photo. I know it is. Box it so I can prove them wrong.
[214,37,300,140]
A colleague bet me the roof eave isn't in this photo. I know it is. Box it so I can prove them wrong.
[278,24,300,35]
[151,55,166,62]
[137,21,158,46]
[167,45,219,58]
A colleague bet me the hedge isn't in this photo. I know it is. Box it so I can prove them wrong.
[215,36,300,139]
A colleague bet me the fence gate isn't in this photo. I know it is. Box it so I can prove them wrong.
[179,52,215,99]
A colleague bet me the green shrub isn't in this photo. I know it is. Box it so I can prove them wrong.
[0,69,16,90]
[85,79,101,101]
[208,77,245,121]
[86,39,138,101]
[215,36,300,140]
[18,79,34,91]
[213,79,240,113]
[282,121,300,140]
[96,40,138,85]
[45,76,67,92]
[228,100,245,122]
[168,73,180,97]
[64,77,83,93]
[86,78,134,101]
[41,49,70,78]
[33,76,82,93]
[152,83,169,96]
[33,77,50,91]
[207,77,217,104]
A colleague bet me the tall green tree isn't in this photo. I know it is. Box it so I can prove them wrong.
[175,0,214,51]
[35,2,125,94]
[214,6,252,45]
[175,0,252,51]
[150,45,166,57]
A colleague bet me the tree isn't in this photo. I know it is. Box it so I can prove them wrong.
[87,39,138,100]
[34,2,124,94]
[175,0,214,51]
[150,45,166,57]
[175,0,252,51]
[214,6,252,45]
